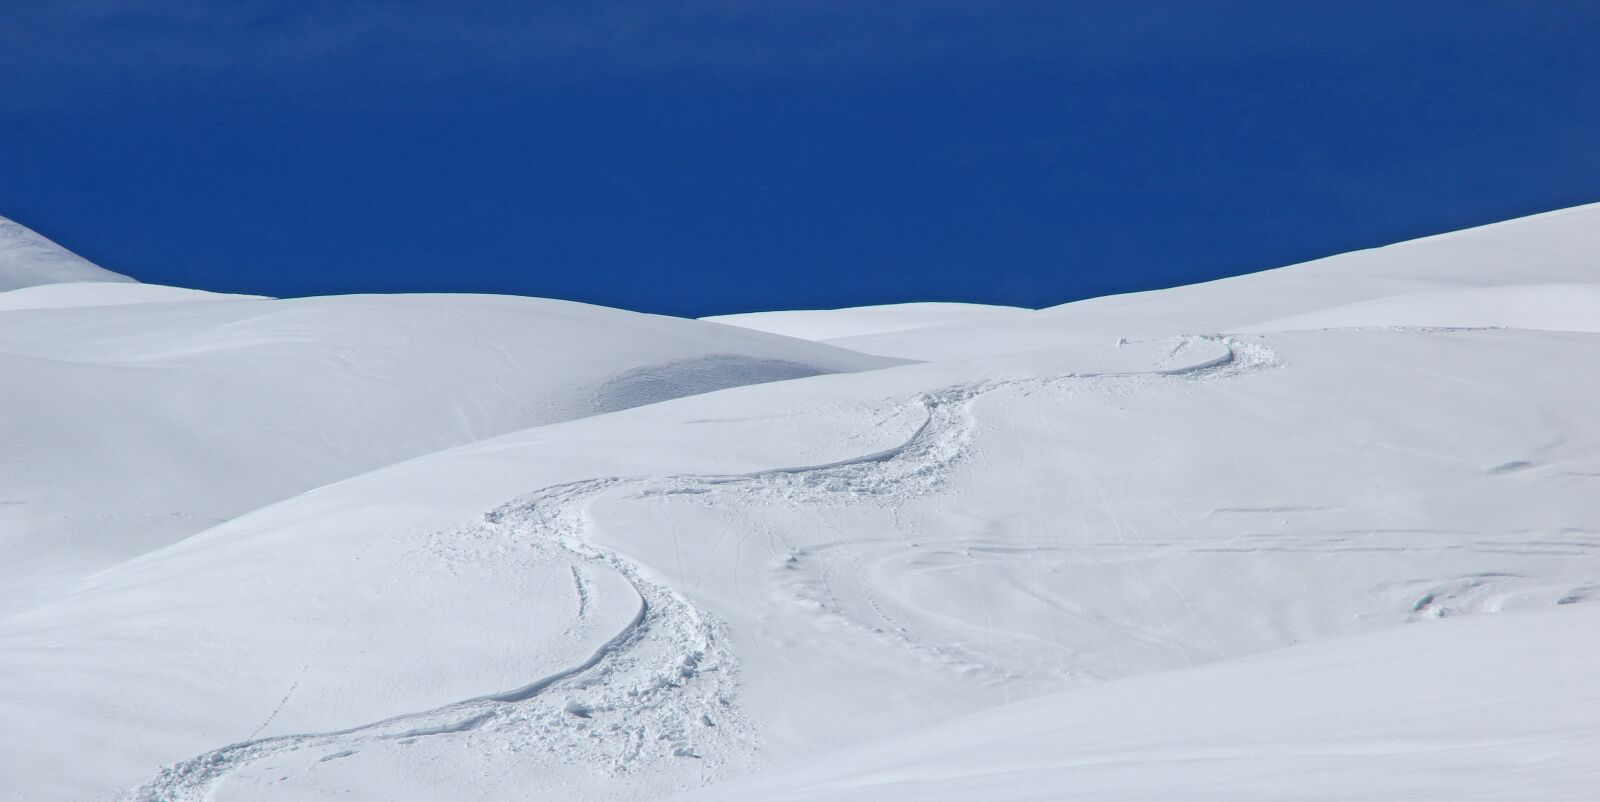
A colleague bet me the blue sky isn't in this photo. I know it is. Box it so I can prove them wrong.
[2,2,1596,317]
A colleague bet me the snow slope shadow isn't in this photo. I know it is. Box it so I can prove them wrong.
[590,354,852,416]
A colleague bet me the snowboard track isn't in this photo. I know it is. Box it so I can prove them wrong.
[123,335,1274,801]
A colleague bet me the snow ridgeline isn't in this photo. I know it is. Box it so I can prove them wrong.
[124,336,1275,801]
[0,216,136,292]
[0,289,898,618]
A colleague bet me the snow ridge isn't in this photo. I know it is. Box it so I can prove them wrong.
[0,216,135,291]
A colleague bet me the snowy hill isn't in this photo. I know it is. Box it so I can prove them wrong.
[0,288,899,616]
[0,204,1597,801]
[0,216,136,291]
[704,302,1028,341]
[817,204,1598,359]
[0,281,262,312]
[688,604,1600,801]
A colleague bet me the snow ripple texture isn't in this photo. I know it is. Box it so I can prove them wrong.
[123,335,1274,801]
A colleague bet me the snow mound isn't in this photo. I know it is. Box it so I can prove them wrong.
[704,302,1029,341]
[0,281,263,311]
[0,292,898,616]
[0,215,136,291]
[831,202,1600,359]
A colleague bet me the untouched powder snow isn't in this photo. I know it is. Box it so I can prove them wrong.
[0,291,899,615]
[828,202,1599,359]
[0,216,136,291]
[685,604,1600,801]
[1237,282,1600,334]
[1,204,1597,802]
[0,281,264,312]
[703,302,1030,341]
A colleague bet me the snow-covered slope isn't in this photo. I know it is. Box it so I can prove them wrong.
[0,281,262,312]
[1,204,1596,802]
[831,203,1599,359]
[704,302,1029,341]
[1238,282,1600,333]
[8,326,1596,802]
[0,291,899,614]
[687,604,1600,801]
[0,216,136,291]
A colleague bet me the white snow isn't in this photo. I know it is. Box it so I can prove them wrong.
[1,202,1597,802]
[704,302,1030,341]
[0,292,897,615]
[0,216,136,291]
[0,281,264,312]
[684,604,1600,801]
[1237,282,1600,333]
[827,203,1598,359]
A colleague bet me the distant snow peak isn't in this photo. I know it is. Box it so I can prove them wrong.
[0,215,136,292]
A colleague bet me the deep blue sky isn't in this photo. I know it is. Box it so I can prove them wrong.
[2,2,1596,317]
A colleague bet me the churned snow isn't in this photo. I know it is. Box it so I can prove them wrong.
[0,204,1596,801]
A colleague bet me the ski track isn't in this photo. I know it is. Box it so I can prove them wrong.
[122,335,1276,801]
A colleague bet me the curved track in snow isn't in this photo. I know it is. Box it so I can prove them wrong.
[124,336,1276,801]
